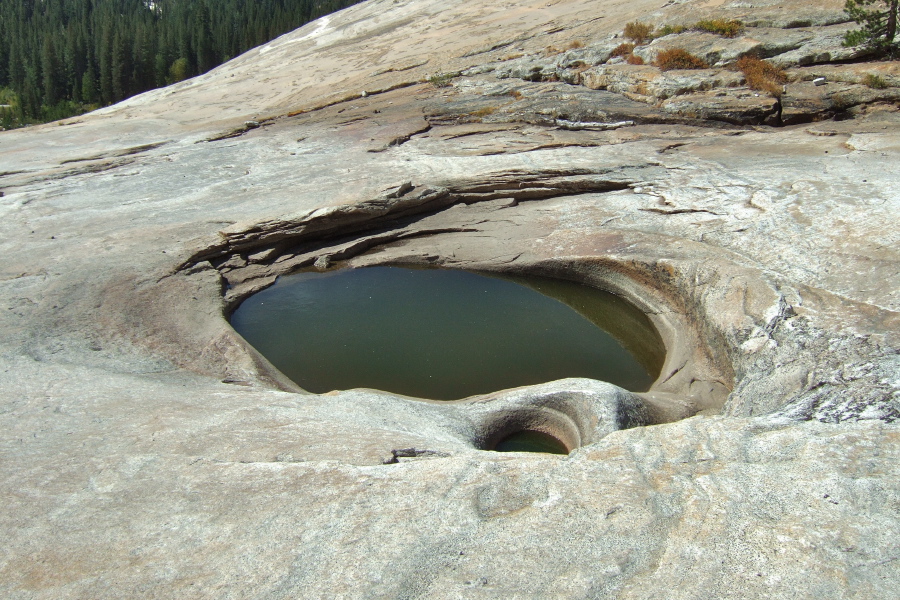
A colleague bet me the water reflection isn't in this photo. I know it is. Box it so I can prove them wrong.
[230,266,664,399]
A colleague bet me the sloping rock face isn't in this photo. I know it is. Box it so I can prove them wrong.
[0,0,898,598]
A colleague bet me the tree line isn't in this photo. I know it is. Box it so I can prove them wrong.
[0,0,363,128]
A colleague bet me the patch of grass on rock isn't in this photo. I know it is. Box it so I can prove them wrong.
[470,106,497,119]
[694,19,744,38]
[656,24,688,37]
[863,73,889,89]
[429,73,456,88]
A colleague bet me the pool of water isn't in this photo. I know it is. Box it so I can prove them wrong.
[230,266,664,399]
[493,431,570,454]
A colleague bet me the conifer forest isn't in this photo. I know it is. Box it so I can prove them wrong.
[0,0,363,128]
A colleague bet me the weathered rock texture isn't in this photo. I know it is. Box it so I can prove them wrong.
[0,0,898,598]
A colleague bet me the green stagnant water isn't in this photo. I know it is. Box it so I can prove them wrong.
[230,266,665,400]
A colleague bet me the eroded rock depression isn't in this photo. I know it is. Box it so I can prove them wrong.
[0,0,898,597]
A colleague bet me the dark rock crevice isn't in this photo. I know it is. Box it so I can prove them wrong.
[181,166,660,278]
[58,141,171,164]
[367,122,433,152]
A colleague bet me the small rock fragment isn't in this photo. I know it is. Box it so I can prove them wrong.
[314,255,331,270]
[387,181,414,198]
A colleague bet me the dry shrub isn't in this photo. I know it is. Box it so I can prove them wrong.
[694,19,744,38]
[624,21,653,44]
[508,89,524,100]
[564,40,585,50]
[655,48,709,71]
[610,42,645,64]
[736,55,787,97]
[611,43,635,57]
[470,106,497,118]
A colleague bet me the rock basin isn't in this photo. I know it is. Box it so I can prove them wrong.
[229,266,665,398]
[0,0,898,597]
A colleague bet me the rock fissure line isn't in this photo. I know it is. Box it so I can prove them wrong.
[181,167,657,274]
[283,80,422,118]
[28,158,139,184]
[58,141,171,164]
[201,81,428,144]
[368,123,433,152]
[639,207,724,216]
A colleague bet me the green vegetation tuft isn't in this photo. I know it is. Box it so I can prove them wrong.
[863,73,890,88]
[169,58,191,84]
[429,73,456,88]
[655,24,688,37]
[694,19,744,38]
[0,86,96,130]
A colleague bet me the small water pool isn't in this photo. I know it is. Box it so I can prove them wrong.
[230,266,664,399]
[493,430,570,454]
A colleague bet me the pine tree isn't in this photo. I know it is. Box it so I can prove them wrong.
[83,41,98,104]
[98,22,113,104]
[81,69,98,104]
[22,64,41,117]
[65,25,82,102]
[844,0,899,53]
[0,20,8,88]
[111,29,127,101]
[41,37,63,106]
[195,1,215,73]
[8,40,25,92]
